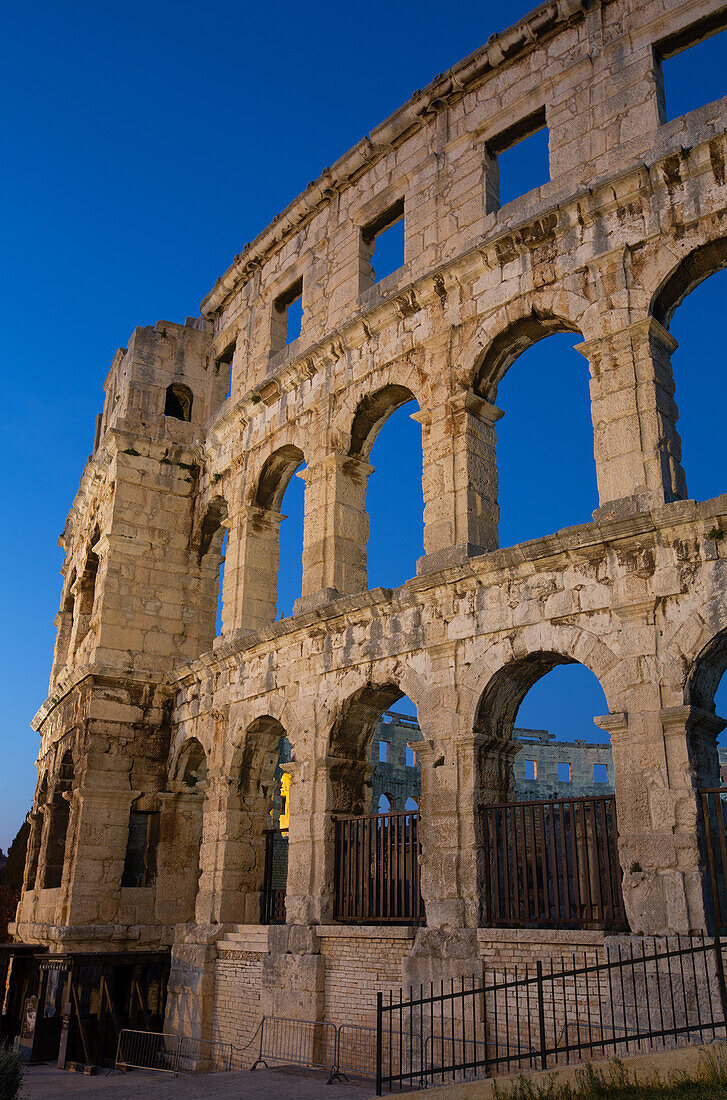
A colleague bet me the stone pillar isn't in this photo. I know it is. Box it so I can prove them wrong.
[222,505,283,633]
[285,758,336,925]
[194,773,270,926]
[595,706,724,935]
[578,318,686,516]
[418,393,502,574]
[165,924,222,1049]
[157,789,205,928]
[50,609,73,683]
[61,785,140,928]
[295,453,372,614]
[405,731,514,987]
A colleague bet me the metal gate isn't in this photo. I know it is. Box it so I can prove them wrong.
[481,794,627,932]
[334,809,423,924]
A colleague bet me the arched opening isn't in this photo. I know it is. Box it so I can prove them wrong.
[328,686,423,924]
[684,631,727,931]
[42,752,74,890]
[685,630,727,783]
[196,496,229,642]
[652,248,727,504]
[236,716,291,924]
[475,319,597,548]
[74,530,100,652]
[370,705,422,815]
[475,655,623,932]
[255,445,305,621]
[172,738,207,788]
[348,385,424,589]
[25,776,47,891]
[52,571,76,677]
[164,382,193,422]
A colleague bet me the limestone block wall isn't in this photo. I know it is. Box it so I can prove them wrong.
[18,0,727,1058]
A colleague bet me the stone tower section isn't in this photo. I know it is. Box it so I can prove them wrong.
[17,318,230,949]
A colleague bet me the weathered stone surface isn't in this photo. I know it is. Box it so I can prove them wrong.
[14,0,727,1046]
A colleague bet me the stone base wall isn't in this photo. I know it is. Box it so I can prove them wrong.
[319,927,417,1027]
[212,953,264,1054]
[203,924,607,1058]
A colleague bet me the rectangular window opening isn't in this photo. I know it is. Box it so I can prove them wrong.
[557,761,571,783]
[379,740,390,764]
[486,107,550,211]
[657,19,727,123]
[272,277,303,353]
[524,759,537,781]
[594,763,609,784]
[361,197,405,289]
[216,340,236,400]
[406,746,417,768]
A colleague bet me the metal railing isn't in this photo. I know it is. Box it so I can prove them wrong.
[699,788,727,934]
[334,809,423,924]
[481,794,627,932]
[115,1029,233,1075]
[376,934,727,1093]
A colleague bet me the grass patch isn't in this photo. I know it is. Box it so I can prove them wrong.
[491,1048,727,1099]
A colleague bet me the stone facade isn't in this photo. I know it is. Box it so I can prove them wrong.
[14,0,727,1054]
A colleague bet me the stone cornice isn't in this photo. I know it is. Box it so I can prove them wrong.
[199,0,590,319]
[32,665,169,734]
[169,492,727,691]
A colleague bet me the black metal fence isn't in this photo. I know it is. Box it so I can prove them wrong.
[481,794,627,932]
[375,935,727,1093]
[334,810,423,925]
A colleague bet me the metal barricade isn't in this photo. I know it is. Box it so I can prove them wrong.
[335,1024,377,1078]
[115,1029,181,1075]
[115,1028,234,1076]
[251,1016,338,1080]
[177,1035,233,1073]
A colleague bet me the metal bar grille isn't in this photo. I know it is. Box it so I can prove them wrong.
[333,810,423,925]
[481,794,627,932]
[261,829,288,925]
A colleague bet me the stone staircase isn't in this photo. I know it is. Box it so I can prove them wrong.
[216,924,270,954]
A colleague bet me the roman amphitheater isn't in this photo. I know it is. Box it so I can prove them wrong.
[5,0,727,1073]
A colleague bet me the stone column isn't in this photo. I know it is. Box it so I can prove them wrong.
[285,758,337,925]
[61,786,139,928]
[418,392,502,574]
[155,789,205,928]
[165,924,224,1050]
[578,317,686,516]
[194,772,274,926]
[222,505,283,632]
[295,453,373,614]
[595,705,724,935]
[50,608,73,683]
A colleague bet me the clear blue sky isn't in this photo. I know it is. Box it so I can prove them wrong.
[1,2,726,849]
